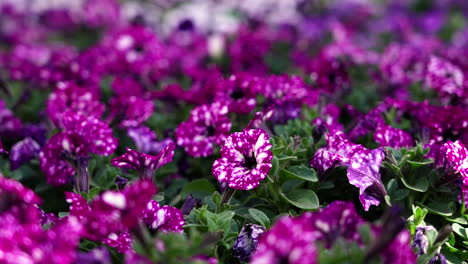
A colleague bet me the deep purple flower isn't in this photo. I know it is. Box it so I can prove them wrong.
[262,75,316,107]
[108,95,154,128]
[111,143,175,179]
[300,53,350,94]
[176,102,231,157]
[246,107,274,130]
[127,126,174,155]
[212,129,273,190]
[40,112,118,186]
[0,99,22,139]
[9,137,41,170]
[412,226,435,256]
[233,224,265,262]
[214,73,260,114]
[46,82,104,126]
[347,148,387,210]
[141,200,184,232]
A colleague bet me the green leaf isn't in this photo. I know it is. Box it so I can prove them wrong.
[386,179,398,194]
[452,223,468,240]
[417,201,454,217]
[180,179,215,199]
[87,187,100,201]
[407,160,433,168]
[248,208,270,228]
[282,189,319,210]
[281,166,318,182]
[392,189,409,201]
[400,174,429,192]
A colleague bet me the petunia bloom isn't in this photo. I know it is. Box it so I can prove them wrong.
[39,112,118,188]
[111,143,175,179]
[141,200,185,232]
[9,137,41,170]
[176,102,231,157]
[212,129,273,190]
[233,224,265,262]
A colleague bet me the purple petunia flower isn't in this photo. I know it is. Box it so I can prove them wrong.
[250,213,317,264]
[46,82,104,126]
[108,95,154,128]
[374,123,413,148]
[111,143,175,179]
[40,112,118,187]
[214,73,260,114]
[0,99,22,139]
[66,179,156,252]
[176,102,231,157]
[9,137,41,170]
[251,201,416,264]
[141,200,184,232]
[311,132,387,210]
[347,148,387,211]
[0,176,83,264]
[425,56,465,101]
[212,129,272,190]
[233,224,265,262]
[127,126,174,155]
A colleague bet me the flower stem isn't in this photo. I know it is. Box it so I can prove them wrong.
[218,188,236,213]
[75,156,90,193]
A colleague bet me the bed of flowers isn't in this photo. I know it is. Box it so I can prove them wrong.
[1,0,468,263]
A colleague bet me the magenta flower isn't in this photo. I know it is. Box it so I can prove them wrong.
[212,129,272,190]
[0,99,22,139]
[214,73,260,114]
[141,200,184,232]
[108,95,154,128]
[374,123,413,148]
[111,143,175,179]
[250,213,318,264]
[66,179,156,252]
[425,56,465,100]
[442,141,468,201]
[39,112,118,187]
[46,82,104,126]
[251,202,415,264]
[176,102,231,157]
[0,176,83,264]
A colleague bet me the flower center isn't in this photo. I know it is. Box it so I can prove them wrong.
[231,88,244,100]
[206,125,216,137]
[442,129,458,141]
[243,154,257,170]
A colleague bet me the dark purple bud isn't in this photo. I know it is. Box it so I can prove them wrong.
[412,226,434,256]
[9,137,41,170]
[115,176,129,189]
[429,253,447,264]
[233,224,266,262]
[312,123,327,143]
[181,194,202,215]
